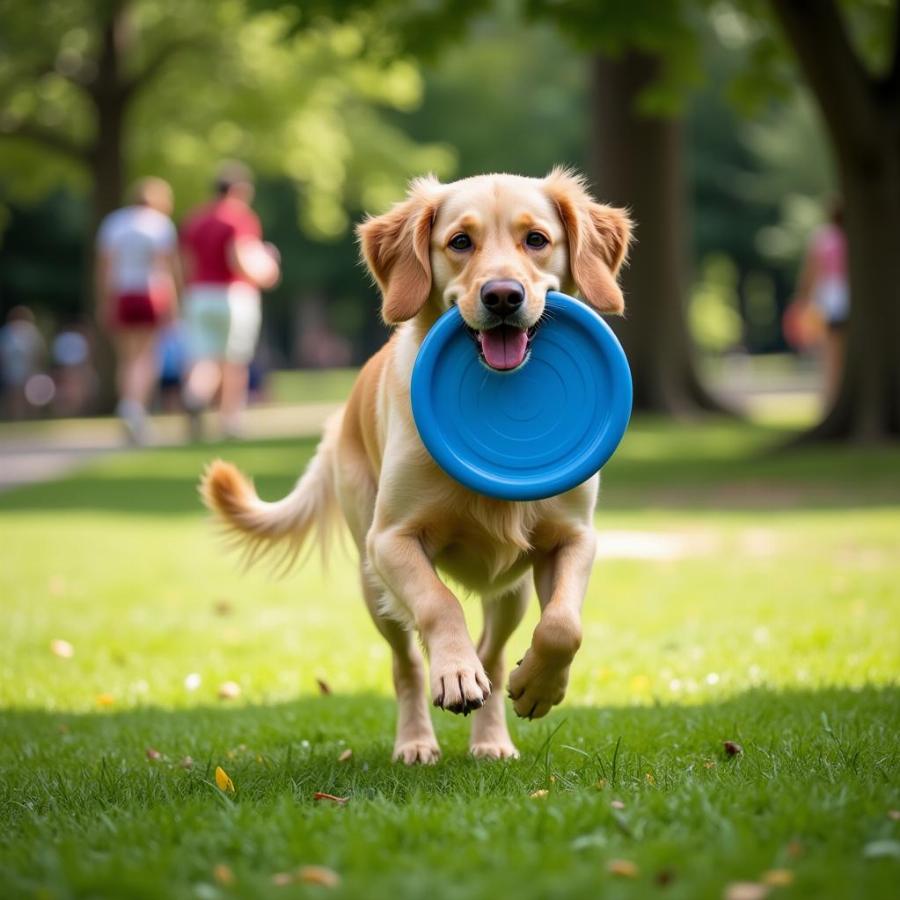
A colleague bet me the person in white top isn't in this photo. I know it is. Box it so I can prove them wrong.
[95,178,180,443]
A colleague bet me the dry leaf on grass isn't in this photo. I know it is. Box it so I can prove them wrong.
[607,859,639,878]
[50,639,74,659]
[213,599,233,616]
[298,866,341,888]
[723,882,770,900]
[761,870,794,887]
[215,766,235,793]
[146,747,162,761]
[218,681,241,700]
[530,789,549,799]
[179,756,194,769]
[338,749,353,762]
[723,740,743,756]
[313,792,348,804]
[213,864,235,886]
[316,678,332,696]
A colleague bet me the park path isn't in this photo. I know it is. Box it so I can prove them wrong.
[0,402,340,492]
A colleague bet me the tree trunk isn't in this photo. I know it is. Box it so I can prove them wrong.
[771,0,900,442]
[588,52,725,415]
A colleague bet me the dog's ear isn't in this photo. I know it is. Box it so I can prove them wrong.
[544,167,633,315]
[357,177,441,324]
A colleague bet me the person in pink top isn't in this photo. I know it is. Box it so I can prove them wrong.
[180,161,280,439]
[789,199,849,406]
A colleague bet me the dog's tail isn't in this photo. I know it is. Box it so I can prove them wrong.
[200,408,343,571]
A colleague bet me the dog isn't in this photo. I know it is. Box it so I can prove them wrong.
[201,168,632,764]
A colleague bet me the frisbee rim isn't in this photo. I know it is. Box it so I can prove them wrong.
[411,291,632,501]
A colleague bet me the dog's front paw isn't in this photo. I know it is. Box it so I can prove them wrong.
[393,738,441,766]
[507,648,570,720]
[470,739,519,760]
[430,650,491,715]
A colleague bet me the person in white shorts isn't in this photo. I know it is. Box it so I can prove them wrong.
[179,162,279,439]
[95,178,180,443]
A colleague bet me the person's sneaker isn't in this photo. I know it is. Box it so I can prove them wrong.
[116,399,148,446]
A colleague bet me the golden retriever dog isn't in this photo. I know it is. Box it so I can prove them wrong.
[202,168,631,764]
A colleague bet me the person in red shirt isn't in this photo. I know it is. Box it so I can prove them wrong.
[180,161,279,439]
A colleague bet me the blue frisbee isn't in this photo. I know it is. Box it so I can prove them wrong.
[411,291,632,501]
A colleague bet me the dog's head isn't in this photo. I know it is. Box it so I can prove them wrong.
[357,168,632,372]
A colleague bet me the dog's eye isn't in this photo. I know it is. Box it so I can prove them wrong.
[525,231,549,249]
[448,233,473,252]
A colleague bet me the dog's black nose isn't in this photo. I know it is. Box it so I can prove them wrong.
[481,279,525,318]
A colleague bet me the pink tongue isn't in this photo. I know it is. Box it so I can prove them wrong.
[479,325,528,371]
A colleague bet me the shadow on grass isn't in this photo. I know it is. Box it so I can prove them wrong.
[1,420,899,515]
[2,684,898,810]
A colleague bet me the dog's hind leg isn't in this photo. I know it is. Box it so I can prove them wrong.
[470,576,530,759]
[360,566,440,765]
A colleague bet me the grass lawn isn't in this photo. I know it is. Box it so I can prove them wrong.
[1,414,899,899]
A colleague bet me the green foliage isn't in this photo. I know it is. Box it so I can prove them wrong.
[0,0,454,236]
[689,254,743,352]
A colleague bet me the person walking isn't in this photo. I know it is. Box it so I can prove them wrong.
[179,162,280,440]
[789,200,849,407]
[95,177,180,443]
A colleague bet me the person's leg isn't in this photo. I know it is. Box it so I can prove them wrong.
[220,361,249,437]
[114,329,155,444]
[219,287,261,437]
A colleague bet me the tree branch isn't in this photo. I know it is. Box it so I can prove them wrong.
[121,37,207,99]
[769,0,878,162]
[0,120,90,163]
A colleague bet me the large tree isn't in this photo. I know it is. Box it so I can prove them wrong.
[527,0,726,415]
[766,0,900,441]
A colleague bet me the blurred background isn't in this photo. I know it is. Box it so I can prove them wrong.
[1,0,897,454]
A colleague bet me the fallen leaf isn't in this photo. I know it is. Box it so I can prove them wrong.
[179,756,194,769]
[96,692,115,707]
[610,800,625,810]
[146,747,162,761]
[704,759,717,769]
[595,778,607,790]
[530,789,549,799]
[645,772,655,785]
[655,868,676,886]
[338,749,353,762]
[724,740,743,756]
[50,639,74,659]
[215,766,235,793]
[218,681,241,700]
[316,678,332,696]
[607,859,639,878]
[313,792,348,804]
[723,883,770,900]
[761,870,794,887]
[863,839,900,859]
[724,883,770,900]
[213,864,235,886]
[298,866,341,888]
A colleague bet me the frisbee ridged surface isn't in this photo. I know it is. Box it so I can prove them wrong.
[411,291,632,501]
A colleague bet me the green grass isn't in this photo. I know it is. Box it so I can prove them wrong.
[1,416,899,899]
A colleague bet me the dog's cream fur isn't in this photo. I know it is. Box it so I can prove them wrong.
[202,169,631,764]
